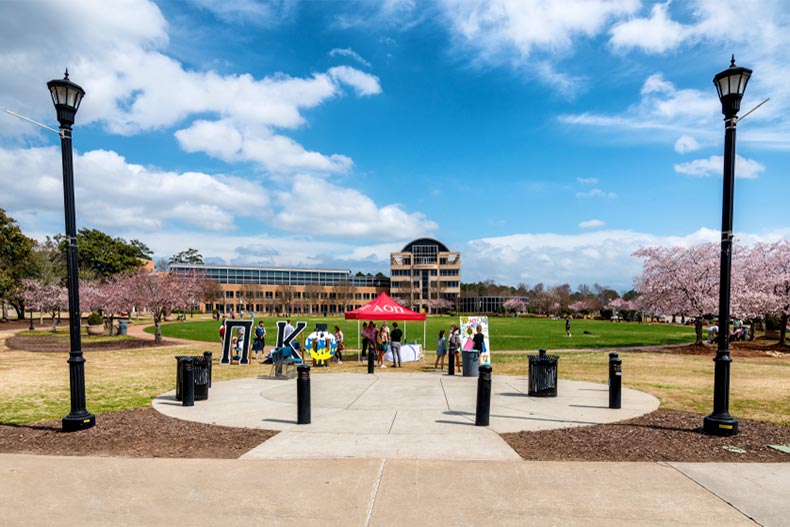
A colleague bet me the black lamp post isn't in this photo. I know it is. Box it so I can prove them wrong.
[47,70,96,432]
[703,56,752,436]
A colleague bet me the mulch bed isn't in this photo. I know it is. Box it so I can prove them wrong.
[502,410,790,462]
[4,333,174,352]
[0,408,276,458]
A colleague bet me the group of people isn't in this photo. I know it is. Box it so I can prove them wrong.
[434,324,485,373]
[707,319,750,343]
[360,321,404,368]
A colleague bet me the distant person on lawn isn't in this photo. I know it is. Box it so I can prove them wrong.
[565,316,572,337]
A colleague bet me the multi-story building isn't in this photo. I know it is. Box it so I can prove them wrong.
[389,238,461,313]
[170,264,389,316]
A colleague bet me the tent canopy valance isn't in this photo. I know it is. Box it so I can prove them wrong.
[344,292,426,321]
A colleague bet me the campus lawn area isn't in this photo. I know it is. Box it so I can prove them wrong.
[150,315,696,351]
[2,323,788,426]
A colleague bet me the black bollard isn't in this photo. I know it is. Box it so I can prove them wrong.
[182,356,195,407]
[608,352,622,409]
[448,350,455,376]
[203,351,212,388]
[475,364,492,426]
[297,364,311,424]
[367,347,375,374]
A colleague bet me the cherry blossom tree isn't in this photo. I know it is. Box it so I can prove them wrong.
[503,298,527,316]
[633,243,720,344]
[122,270,187,342]
[568,298,598,317]
[427,298,453,314]
[739,241,790,345]
[21,278,67,332]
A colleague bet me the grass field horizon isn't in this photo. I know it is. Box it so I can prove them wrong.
[148,315,697,351]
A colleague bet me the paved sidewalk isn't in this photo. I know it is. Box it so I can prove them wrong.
[153,373,659,460]
[2,454,786,526]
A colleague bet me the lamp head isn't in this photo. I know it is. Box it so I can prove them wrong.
[47,69,86,128]
[713,55,752,118]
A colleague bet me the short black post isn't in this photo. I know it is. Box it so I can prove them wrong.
[367,347,375,374]
[28,309,34,331]
[475,364,492,426]
[203,351,213,388]
[297,364,311,424]
[608,352,622,409]
[182,356,195,407]
[448,351,455,376]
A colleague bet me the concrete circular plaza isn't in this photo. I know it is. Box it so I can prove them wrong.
[153,372,659,460]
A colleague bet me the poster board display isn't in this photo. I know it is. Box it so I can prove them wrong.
[459,316,490,364]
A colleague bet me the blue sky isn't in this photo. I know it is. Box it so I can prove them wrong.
[1,0,789,291]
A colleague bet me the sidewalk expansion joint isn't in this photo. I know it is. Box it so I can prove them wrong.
[364,458,386,527]
[347,376,380,409]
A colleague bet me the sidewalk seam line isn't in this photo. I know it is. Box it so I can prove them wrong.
[661,462,761,525]
[347,376,380,409]
[364,458,386,527]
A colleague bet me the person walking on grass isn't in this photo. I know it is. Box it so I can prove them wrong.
[333,325,344,364]
[565,315,572,337]
[434,329,447,372]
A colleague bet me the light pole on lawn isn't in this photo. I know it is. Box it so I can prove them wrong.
[703,56,752,436]
[48,70,95,432]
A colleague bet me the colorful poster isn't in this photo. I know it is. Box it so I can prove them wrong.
[460,316,490,364]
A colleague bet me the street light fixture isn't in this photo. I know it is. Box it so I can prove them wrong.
[704,56,752,436]
[47,70,95,432]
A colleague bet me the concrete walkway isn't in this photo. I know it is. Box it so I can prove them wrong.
[153,372,659,460]
[1,454,787,526]
[3,366,788,525]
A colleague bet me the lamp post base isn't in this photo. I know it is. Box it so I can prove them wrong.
[62,412,96,432]
[703,413,738,436]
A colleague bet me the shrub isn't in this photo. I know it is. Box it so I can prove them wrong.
[86,312,102,325]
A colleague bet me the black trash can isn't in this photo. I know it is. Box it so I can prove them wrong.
[118,319,128,335]
[462,350,480,377]
[192,354,210,401]
[176,354,210,401]
[175,355,189,401]
[528,349,559,397]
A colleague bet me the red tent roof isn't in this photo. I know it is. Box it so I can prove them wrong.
[344,292,426,321]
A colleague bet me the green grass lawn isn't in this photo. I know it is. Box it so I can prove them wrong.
[149,315,696,351]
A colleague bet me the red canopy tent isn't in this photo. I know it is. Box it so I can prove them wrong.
[344,293,426,359]
[344,292,426,321]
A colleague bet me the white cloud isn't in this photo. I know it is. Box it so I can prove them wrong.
[329,48,372,68]
[187,0,297,26]
[271,175,437,239]
[0,145,266,234]
[576,188,617,199]
[579,219,605,229]
[0,0,381,175]
[674,154,765,179]
[674,135,700,154]
[609,1,689,53]
[175,120,353,174]
[462,227,790,290]
[439,0,639,92]
[576,177,598,184]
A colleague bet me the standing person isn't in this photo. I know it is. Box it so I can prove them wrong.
[565,315,572,337]
[447,325,461,374]
[360,321,369,360]
[434,329,447,372]
[377,322,390,368]
[333,325,344,364]
[252,321,266,360]
[284,319,295,341]
[250,309,255,320]
[219,322,226,344]
[390,322,403,368]
[473,324,485,355]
